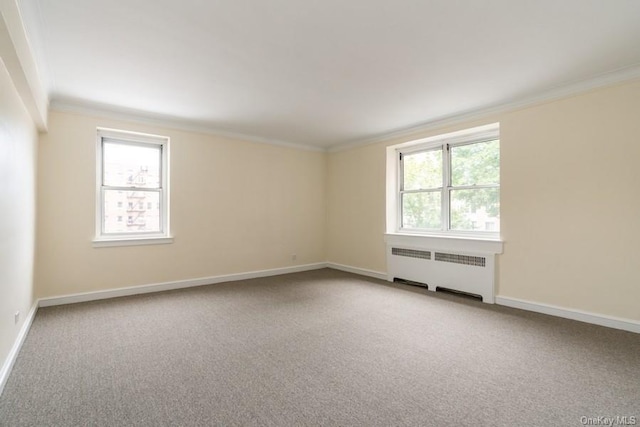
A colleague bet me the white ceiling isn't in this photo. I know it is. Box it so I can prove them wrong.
[19,0,640,149]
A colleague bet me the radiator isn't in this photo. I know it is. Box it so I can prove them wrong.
[386,244,497,303]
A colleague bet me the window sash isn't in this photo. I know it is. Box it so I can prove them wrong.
[448,186,500,232]
[399,137,499,234]
[449,139,499,187]
[100,188,164,236]
[400,147,443,192]
[101,140,163,189]
[96,129,169,241]
[400,189,442,230]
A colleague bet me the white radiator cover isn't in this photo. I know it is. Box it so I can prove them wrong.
[385,234,503,304]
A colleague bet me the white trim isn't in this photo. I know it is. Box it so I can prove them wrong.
[0,264,323,395]
[50,99,325,153]
[330,64,640,152]
[2,268,637,399]
[385,235,499,303]
[394,123,499,152]
[97,127,169,145]
[49,64,640,153]
[0,302,38,396]
[496,296,640,334]
[95,128,171,242]
[38,263,327,307]
[384,233,503,255]
[387,124,501,239]
[326,262,387,281]
[92,236,174,248]
[330,262,639,334]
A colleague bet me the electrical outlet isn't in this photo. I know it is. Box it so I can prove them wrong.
[291,254,297,261]
[14,311,20,324]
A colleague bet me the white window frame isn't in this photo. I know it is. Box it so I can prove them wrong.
[93,128,172,247]
[386,123,501,241]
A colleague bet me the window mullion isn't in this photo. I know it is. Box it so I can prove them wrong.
[401,188,442,194]
[398,151,404,230]
[102,185,162,192]
[449,183,499,191]
[443,144,450,231]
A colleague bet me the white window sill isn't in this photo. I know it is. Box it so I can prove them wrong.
[92,236,174,248]
[384,232,503,254]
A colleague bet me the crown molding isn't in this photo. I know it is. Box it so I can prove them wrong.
[49,98,326,153]
[48,62,640,154]
[328,63,640,153]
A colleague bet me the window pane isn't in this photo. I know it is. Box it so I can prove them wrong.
[103,190,161,234]
[402,191,441,229]
[403,149,442,190]
[103,141,161,188]
[450,188,499,231]
[451,139,499,187]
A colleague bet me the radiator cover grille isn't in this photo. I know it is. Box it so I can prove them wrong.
[386,242,496,303]
[391,247,431,259]
[434,252,486,267]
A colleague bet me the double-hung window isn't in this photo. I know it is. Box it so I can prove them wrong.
[398,125,499,236]
[94,128,171,246]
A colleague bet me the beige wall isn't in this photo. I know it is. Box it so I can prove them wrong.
[33,79,640,322]
[0,62,38,367]
[326,142,386,272]
[500,81,640,320]
[35,111,326,298]
[327,79,640,321]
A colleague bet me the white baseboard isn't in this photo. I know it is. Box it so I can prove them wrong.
[4,265,636,400]
[496,296,640,334]
[0,301,38,396]
[39,263,328,307]
[326,262,640,334]
[326,262,388,281]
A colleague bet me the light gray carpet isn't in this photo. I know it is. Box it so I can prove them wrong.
[1,269,638,426]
